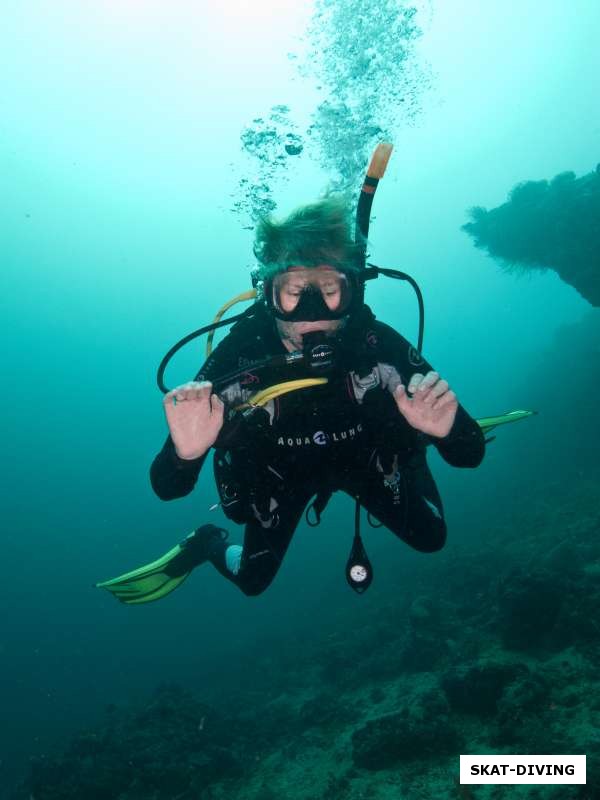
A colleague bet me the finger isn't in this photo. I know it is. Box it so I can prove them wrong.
[407,373,424,394]
[416,370,439,392]
[194,383,213,401]
[174,381,205,392]
[415,371,440,403]
[426,379,449,403]
[394,384,406,402]
[178,382,212,402]
[431,390,456,412]
[393,384,412,415]
[165,381,202,403]
[163,390,177,407]
[210,393,224,417]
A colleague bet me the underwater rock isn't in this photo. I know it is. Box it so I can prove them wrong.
[493,671,550,746]
[400,596,452,672]
[408,595,438,624]
[463,165,600,306]
[298,691,355,729]
[541,538,585,579]
[351,687,459,770]
[401,628,450,672]
[441,661,528,715]
[496,568,566,650]
[551,576,600,650]
[22,684,243,800]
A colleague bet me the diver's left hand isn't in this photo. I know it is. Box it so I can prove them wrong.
[393,371,458,438]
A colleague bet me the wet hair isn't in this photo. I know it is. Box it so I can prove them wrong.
[253,195,365,279]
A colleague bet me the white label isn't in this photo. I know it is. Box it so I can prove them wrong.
[460,755,586,784]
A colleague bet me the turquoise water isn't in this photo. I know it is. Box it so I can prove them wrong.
[2,2,599,798]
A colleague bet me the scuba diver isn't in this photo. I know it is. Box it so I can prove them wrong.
[97,144,532,604]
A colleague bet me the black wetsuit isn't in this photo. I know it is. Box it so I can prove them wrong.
[151,304,485,595]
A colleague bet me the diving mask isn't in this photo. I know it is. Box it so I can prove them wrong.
[265,266,358,321]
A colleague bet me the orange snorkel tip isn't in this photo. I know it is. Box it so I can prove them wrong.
[356,142,394,243]
[366,142,393,181]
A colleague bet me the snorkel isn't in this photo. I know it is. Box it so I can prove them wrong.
[355,143,394,267]
[355,143,425,354]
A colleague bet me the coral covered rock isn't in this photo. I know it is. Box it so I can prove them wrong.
[440,661,528,715]
[496,568,566,650]
[351,687,459,770]
[463,165,600,306]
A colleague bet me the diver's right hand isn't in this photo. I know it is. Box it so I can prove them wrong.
[163,381,225,460]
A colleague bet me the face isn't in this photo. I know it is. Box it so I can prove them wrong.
[274,265,346,352]
[277,265,344,313]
